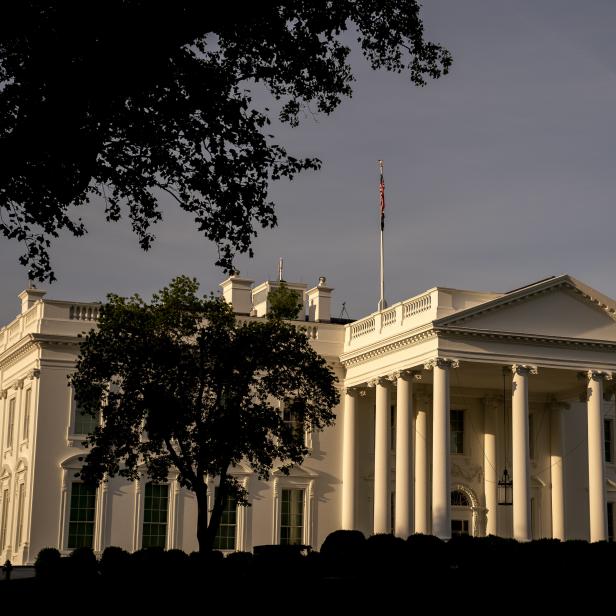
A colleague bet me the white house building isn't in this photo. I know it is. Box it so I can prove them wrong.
[1,272,616,564]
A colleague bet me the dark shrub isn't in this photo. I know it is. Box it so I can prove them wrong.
[34,547,61,580]
[100,546,131,579]
[320,530,366,558]
[68,546,98,580]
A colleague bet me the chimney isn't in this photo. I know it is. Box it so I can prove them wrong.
[219,273,254,315]
[307,276,333,322]
[18,287,46,314]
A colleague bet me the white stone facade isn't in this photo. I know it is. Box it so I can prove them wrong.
[1,273,616,563]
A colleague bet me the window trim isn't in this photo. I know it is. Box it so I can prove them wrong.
[450,408,465,456]
[132,472,180,551]
[67,387,101,445]
[206,472,250,552]
[272,472,315,547]
[605,418,614,465]
[59,457,106,554]
[6,397,16,450]
[21,388,32,443]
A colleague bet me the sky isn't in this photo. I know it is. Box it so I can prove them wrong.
[2,0,616,324]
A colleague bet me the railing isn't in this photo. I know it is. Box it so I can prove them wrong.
[303,325,318,340]
[69,304,100,321]
[23,306,38,326]
[349,316,375,341]
[403,293,431,318]
[7,319,22,341]
[382,308,397,328]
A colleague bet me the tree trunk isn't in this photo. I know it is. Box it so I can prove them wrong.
[204,472,227,551]
[195,486,211,553]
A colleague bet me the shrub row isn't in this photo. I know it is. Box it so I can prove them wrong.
[34,532,616,587]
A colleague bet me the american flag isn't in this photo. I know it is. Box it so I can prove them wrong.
[378,160,385,231]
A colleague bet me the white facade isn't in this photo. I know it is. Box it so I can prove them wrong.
[1,273,616,563]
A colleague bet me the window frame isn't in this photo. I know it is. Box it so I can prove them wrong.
[450,409,465,456]
[206,473,250,553]
[132,472,180,552]
[67,482,97,550]
[59,458,107,554]
[22,388,31,442]
[604,418,614,465]
[213,489,238,551]
[272,474,315,547]
[141,482,170,549]
[6,397,16,449]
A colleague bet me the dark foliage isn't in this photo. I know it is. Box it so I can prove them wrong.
[34,547,61,580]
[0,1,451,281]
[268,281,304,320]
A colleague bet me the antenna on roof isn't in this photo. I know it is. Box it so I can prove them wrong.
[339,302,350,319]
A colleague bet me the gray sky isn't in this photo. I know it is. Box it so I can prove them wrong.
[2,0,616,324]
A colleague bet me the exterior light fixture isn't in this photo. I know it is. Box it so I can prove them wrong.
[498,368,513,506]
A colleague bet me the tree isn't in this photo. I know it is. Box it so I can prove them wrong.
[0,2,452,281]
[70,276,339,552]
[268,281,303,320]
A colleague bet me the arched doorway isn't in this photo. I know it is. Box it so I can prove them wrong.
[451,489,472,536]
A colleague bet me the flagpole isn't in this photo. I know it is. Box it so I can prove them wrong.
[378,160,386,312]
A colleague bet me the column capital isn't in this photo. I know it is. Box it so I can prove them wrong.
[342,386,364,397]
[367,376,390,388]
[586,370,613,382]
[511,363,538,376]
[389,369,422,382]
[424,358,459,371]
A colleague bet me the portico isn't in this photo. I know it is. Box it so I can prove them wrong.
[340,275,616,541]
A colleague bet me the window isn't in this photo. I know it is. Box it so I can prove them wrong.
[529,414,535,460]
[450,410,464,455]
[74,402,99,435]
[283,407,303,442]
[451,490,470,507]
[23,389,31,440]
[213,490,237,550]
[68,483,96,549]
[605,419,613,464]
[15,483,25,547]
[6,398,15,448]
[0,489,9,550]
[280,489,304,545]
[451,519,469,536]
[142,483,169,548]
[390,490,395,534]
[608,502,614,543]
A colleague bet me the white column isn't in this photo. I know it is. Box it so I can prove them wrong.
[414,396,429,534]
[483,397,498,537]
[511,364,535,542]
[426,358,458,540]
[549,401,566,541]
[373,378,390,534]
[342,388,359,530]
[587,370,608,542]
[395,371,414,538]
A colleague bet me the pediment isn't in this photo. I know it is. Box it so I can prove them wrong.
[437,277,616,342]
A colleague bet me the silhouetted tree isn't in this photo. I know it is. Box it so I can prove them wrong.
[0,2,451,281]
[70,276,338,552]
[268,282,303,320]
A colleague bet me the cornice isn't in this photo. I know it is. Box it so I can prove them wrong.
[341,325,436,367]
[435,326,616,351]
[0,336,39,371]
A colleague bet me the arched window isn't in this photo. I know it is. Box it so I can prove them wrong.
[451,490,470,507]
